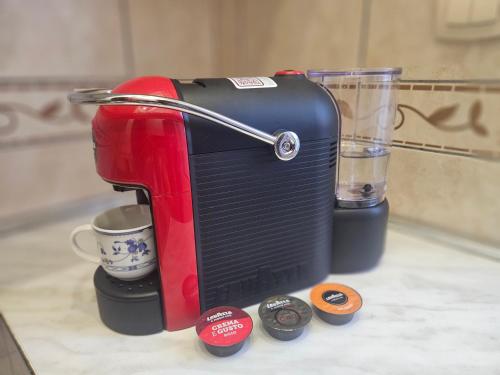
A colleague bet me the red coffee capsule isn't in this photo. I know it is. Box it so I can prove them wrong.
[196,306,253,357]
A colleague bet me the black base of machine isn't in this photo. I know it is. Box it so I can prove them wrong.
[331,199,389,273]
[93,267,164,335]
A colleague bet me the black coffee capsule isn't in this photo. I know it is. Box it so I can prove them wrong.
[195,306,253,357]
[258,295,312,341]
[310,283,362,325]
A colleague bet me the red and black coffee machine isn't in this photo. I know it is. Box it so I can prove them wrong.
[69,70,388,335]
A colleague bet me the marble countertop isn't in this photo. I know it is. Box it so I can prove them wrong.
[1,211,500,375]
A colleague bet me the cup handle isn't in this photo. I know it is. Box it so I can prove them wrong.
[70,224,101,263]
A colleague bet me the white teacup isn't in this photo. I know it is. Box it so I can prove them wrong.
[70,205,156,281]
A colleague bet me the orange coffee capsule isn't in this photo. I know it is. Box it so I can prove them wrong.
[310,283,362,325]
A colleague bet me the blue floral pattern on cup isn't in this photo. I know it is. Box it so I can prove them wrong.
[96,229,156,277]
[100,237,152,265]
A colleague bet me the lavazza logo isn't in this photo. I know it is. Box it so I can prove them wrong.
[215,263,306,304]
[207,310,232,322]
[266,299,291,310]
[325,293,344,302]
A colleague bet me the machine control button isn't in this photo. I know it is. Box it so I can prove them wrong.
[274,70,305,76]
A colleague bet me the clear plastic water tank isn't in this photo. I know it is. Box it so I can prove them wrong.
[308,68,402,208]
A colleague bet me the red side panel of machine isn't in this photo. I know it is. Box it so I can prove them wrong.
[92,76,200,331]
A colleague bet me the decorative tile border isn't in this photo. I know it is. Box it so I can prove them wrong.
[327,79,500,162]
[327,81,500,93]
[398,82,500,93]
[391,139,500,160]
[342,134,500,161]
[2,78,500,162]
[0,98,91,137]
[0,79,118,151]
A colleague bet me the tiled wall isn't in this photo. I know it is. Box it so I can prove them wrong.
[365,0,500,79]
[216,0,363,76]
[1,0,499,247]
[388,83,500,247]
[0,0,130,222]
[128,0,222,77]
[0,0,223,223]
[1,0,362,224]
[213,0,500,247]
[361,0,500,246]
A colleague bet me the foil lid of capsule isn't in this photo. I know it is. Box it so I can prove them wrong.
[196,306,253,347]
[258,295,312,332]
[310,283,363,315]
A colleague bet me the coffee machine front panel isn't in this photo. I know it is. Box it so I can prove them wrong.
[175,74,338,312]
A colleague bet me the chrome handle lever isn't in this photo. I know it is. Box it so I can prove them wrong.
[68,89,300,161]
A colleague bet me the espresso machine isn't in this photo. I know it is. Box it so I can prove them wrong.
[69,68,400,335]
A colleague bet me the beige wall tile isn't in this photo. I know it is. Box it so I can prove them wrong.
[0,87,111,220]
[366,0,500,79]
[215,0,243,76]
[0,140,110,220]
[128,0,221,78]
[0,0,131,222]
[129,0,363,78]
[363,0,500,245]
[387,147,500,246]
[0,0,128,78]
[231,0,363,76]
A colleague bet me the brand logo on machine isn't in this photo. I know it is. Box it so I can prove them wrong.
[206,311,232,322]
[227,77,277,89]
[215,264,306,305]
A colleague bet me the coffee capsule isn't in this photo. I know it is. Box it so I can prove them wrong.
[196,306,253,357]
[310,283,362,325]
[258,295,312,341]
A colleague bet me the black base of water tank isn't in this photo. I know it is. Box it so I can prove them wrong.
[331,199,389,273]
[93,266,164,335]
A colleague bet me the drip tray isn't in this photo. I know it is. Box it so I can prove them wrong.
[94,267,164,335]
